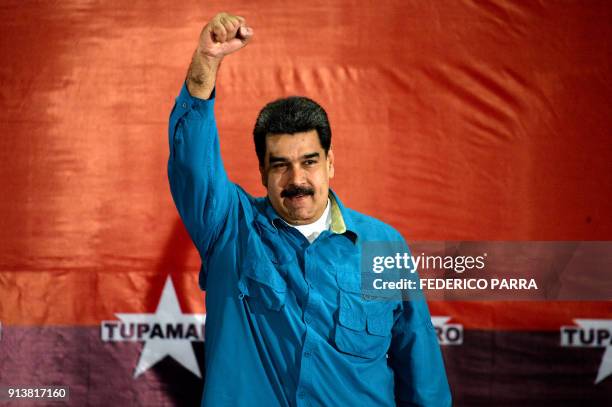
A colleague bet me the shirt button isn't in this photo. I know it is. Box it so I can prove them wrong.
[182,102,188,109]
[238,293,245,300]
[304,351,311,358]
[304,314,312,324]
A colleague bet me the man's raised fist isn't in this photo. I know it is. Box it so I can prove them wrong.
[197,12,253,59]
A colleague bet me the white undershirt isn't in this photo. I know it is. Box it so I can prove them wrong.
[286,199,331,243]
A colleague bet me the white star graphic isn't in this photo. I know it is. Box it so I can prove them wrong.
[574,319,612,384]
[115,276,206,378]
[431,316,451,327]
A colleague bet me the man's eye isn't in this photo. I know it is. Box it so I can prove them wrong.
[304,160,317,165]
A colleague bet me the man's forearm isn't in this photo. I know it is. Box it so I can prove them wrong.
[186,50,220,100]
[168,12,252,256]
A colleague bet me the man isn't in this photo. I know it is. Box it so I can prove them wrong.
[168,12,451,407]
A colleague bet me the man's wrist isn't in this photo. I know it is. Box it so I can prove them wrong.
[195,46,224,63]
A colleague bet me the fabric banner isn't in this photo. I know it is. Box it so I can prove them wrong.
[1,1,610,405]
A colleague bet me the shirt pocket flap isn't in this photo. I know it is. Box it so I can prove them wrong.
[338,307,367,331]
[239,263,287,312]
[242,260,287,292]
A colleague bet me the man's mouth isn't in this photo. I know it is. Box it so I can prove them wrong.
[286,193,309,201]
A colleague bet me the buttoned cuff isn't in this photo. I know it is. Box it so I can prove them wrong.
[175,82,215,116]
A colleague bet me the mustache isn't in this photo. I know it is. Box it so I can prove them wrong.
[281,185,314,198]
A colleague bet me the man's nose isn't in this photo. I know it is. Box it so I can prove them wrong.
[287,164,306,185]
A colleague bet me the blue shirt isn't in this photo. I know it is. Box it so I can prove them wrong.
[168,83,452,407]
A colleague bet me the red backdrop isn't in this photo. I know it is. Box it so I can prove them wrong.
[0,1,610,405]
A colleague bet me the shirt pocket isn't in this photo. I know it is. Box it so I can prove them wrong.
[334,265,395,359]
[239,262,287,312]
[238,228,288,312]
[334,295,395,359]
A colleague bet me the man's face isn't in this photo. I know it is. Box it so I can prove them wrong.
[260,130,334,226]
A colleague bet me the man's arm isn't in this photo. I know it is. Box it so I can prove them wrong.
[387,239,452,406]
[388,299,452,406]
[168,13,253,256]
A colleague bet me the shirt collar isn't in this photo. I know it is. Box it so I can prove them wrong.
[328,189,358,243]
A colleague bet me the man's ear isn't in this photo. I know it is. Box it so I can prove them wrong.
[327,148,335,179]
[259,164,267,187]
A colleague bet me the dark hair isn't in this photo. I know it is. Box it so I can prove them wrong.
[253,96,331,166]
